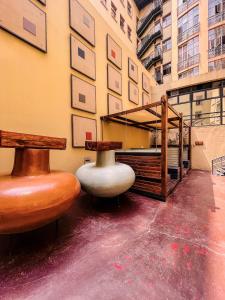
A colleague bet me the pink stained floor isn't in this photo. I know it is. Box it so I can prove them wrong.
[0,170,225,300]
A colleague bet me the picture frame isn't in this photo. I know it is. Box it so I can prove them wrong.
[71,75,96,114]
[69,0,95,47]
[108,93,123,114]
[142,92,151,105]
[106,34,122,70]
[142,72,150,94]
[0,0,47,52]
[128,81,139,105]
[128,58,138,83]
[70,35,96,80]
[107,64,122,95]
[71,115,97,148]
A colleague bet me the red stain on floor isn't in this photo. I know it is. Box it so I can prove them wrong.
[171,242,179,251]
[113,263,123,271]
[183,245,191,254]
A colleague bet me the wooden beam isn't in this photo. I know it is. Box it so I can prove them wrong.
[114,116,156,130]
[168,102,181,118]
[101,100,162,120]
[85,141,122,151]
[0,130,66,150]
[188,126,192,168]
[104,117,152,132]
[179,114,183,181]
[161,96,168,201]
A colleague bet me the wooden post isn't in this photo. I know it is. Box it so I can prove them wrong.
[161,95,168,201]
[188,126,192,169]
[179,114,183,181]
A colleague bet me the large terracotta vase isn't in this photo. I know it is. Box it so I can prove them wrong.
[76,141,135,198]
[0,130,80,234]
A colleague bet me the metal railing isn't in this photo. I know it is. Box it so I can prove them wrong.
[208,44,225,58]
[209,58,225,72]
[177,0,199,16]
[208,12,225,27]
[212,155,225,175]
[178,23,200,44]
[178,54,200,72]
[142,48,162,69]
[137,0,162,36]
[137,26,162,56]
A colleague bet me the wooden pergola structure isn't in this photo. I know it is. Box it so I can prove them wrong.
[101,96,191,201]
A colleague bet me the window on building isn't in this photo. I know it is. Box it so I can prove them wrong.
[208,24,225,58]
[162,13,171,28]
[163,62,171,76]
[208,0,225,26]
[208,57,225,71]
[178,36,199,70]
[155,67,162,84]
[120,15,125,32]
[163,38,172,52]
[120,0,125,7]
[100,0,107,8]
[178,6,199,42]
[127,1,132,17]
[111,2,117,20]
[178,66,199,79]
[127,25,132,40]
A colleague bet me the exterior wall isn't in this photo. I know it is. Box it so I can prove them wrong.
[192,126,225,170]
[90,0,139,51]
[0,0,150,174]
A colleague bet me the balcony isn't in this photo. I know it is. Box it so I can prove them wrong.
[178,54,200,72]
[209,58,225,72]
[142,49,162,70]
[178,23,200,44]
[137,26,162,58]
[208,45,225,59]
[177,0,199,16]
[208,12,225,27]
[137,0,162,37]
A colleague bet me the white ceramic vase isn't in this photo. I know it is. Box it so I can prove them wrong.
[76,150,135,198]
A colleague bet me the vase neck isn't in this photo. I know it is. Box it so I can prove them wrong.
[96,150,115,167]
[12,148,50,177]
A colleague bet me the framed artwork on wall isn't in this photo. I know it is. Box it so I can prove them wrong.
[71,115,97,148]
[0,0,47,52]
[108,94,123,114]
[71,75,96,114]
[142,72,150,94]
[107,64,122,95]
[106,34,122,70]
[69,0,95,47]
[128,58,138,83]
[128,81,139,105]
[70,35,96,80]
[142,92,151,105]
[37,0,46,5]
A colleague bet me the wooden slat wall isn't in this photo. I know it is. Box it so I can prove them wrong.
[116,154,162,197]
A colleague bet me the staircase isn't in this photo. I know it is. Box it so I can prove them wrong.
[212,156,225,176]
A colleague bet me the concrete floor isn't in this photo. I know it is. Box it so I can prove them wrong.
[0,170,225,300]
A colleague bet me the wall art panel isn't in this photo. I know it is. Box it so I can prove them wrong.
[0,0,47,52]
[72,115,97,148]
[108,94,123,114]
[107,34,122,69]
[70,35,96,80]
[70,0,95,46]
[129,81,139,105]
[71,75,96,114]
[107,64,122,95]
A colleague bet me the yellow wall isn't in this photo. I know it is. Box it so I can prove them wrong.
[192,126,225,171]
[0,0,150,174]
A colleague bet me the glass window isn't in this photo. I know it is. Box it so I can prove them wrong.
[179,94,190,103]
[111,2,117,20]
[192,98,221,126]
[163,13,171,28]
[178,66,199,79]
[120,15,125,32]
[163,38,172,52]
[163,62,171,76]
[178,6,199,40]
[127,25,132,40]
[208,24,225,57]
[178,36,199,62]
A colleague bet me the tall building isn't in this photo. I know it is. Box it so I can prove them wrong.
[135,0,225,128]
